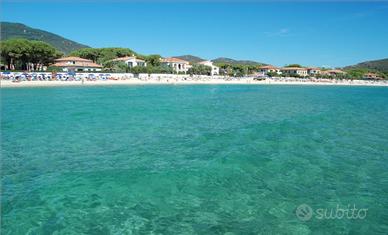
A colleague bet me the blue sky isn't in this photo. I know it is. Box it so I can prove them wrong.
[1,1,388,68]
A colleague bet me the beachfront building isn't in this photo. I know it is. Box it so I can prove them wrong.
[197,60,220,75]
[322,69,347,76]
[161,57,190,74]
[53,57,102,73]
[109,56,147,67]
[363,73,383,79]
[280,67,308,76]
[259,65,281,74]
[305,67,322,75]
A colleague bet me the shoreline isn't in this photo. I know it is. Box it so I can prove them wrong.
[1,79,387,88]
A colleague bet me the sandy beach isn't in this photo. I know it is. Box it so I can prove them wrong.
[1,78,387,88]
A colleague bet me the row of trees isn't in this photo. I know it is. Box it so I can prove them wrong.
[214,63,264,77]
[102,60,214,75]
[2,40,388,78]
[103,60,176,74]
[1,39,63,71]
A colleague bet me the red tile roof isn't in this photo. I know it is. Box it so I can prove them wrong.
[54,62,102,68]
[325,69,346,74]
[55,57,92,62]
[161,57,190,63]
[259,65,280,69]
[281,67,307,71]
[197,60,211,64]
[110,56,136,62]
[305,67,321,70]
[363,73,382,78]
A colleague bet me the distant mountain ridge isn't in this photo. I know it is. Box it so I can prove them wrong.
[1,22,90,55]
[342,58,388,71]
[212,57,265,66]
[173,55,205,63]
[174,55,265,65]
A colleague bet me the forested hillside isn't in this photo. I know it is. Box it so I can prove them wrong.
[1,22,90,54]
[341,58,388,72]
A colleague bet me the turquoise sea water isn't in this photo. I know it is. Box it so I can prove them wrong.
[1,84,388,234]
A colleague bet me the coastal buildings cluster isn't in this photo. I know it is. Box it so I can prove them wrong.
[9,55,381,80]
[256,65,348,77]
[49,56,221,75]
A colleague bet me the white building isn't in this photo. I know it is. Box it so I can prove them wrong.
[305,67,322,75]
[53,56,102,72]
[110,56,147,67]
[161,57,190,73]
[280,67,308,76]
[322,69,347,76]
[258,65,281,75]
[197,60,220,75]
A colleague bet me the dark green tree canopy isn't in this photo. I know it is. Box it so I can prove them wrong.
[1,38,60,70]
[68,47,137,63]
[286,64,302,68]
[190,64,212,75]
[146,54,162,67]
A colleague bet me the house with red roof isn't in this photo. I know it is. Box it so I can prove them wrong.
[280,67,308,76]
[161,58,191,74]
[305,67,322,75]
[53,56,102,72]
[258,65,281,74]
[322,69,347,76]
[109,56,147,68]
[363,73,383,79]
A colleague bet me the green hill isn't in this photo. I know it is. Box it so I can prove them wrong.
[341,58,388,72]
[1,22,90,55]
[173,55,205,63]
[212,57,265,66]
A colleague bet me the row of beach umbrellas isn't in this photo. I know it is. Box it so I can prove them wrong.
[2,72,111,76]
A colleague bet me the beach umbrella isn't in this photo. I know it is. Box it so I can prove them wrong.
[105,74,111,76]
[3,71,11,74]
[22,73,29,76]
[67,72,75,76]
[89,74,95,76]
[40,73,46,75]
[99,74,104,76]
[23,71,30,73]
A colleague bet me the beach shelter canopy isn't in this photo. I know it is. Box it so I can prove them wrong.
[3,71,11,74]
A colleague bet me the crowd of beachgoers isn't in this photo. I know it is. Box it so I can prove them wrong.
[1,71,387,87]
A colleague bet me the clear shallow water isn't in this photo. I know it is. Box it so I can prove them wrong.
[1,85,388,234]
